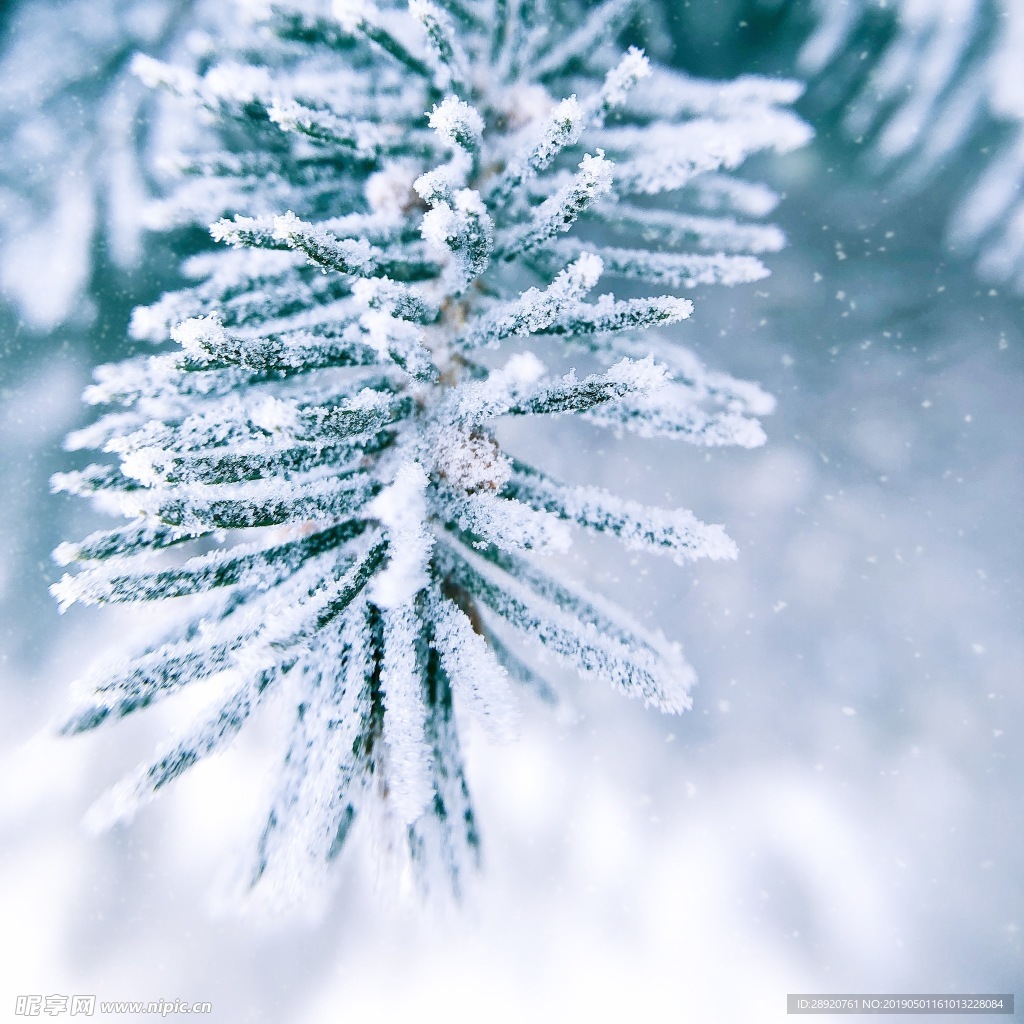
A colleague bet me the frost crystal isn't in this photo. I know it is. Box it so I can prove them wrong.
[54,0,807,902]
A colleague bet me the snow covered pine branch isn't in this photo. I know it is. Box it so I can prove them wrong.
[52,0,809,900]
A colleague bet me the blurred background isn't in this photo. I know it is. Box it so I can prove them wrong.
[1,0,1021,1019]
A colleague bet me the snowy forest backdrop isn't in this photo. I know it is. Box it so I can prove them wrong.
[1,0,1022,1020]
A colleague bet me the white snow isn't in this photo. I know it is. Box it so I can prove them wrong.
[367,462,433,609]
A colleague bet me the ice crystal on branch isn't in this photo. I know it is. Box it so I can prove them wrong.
[54,0,808,901]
